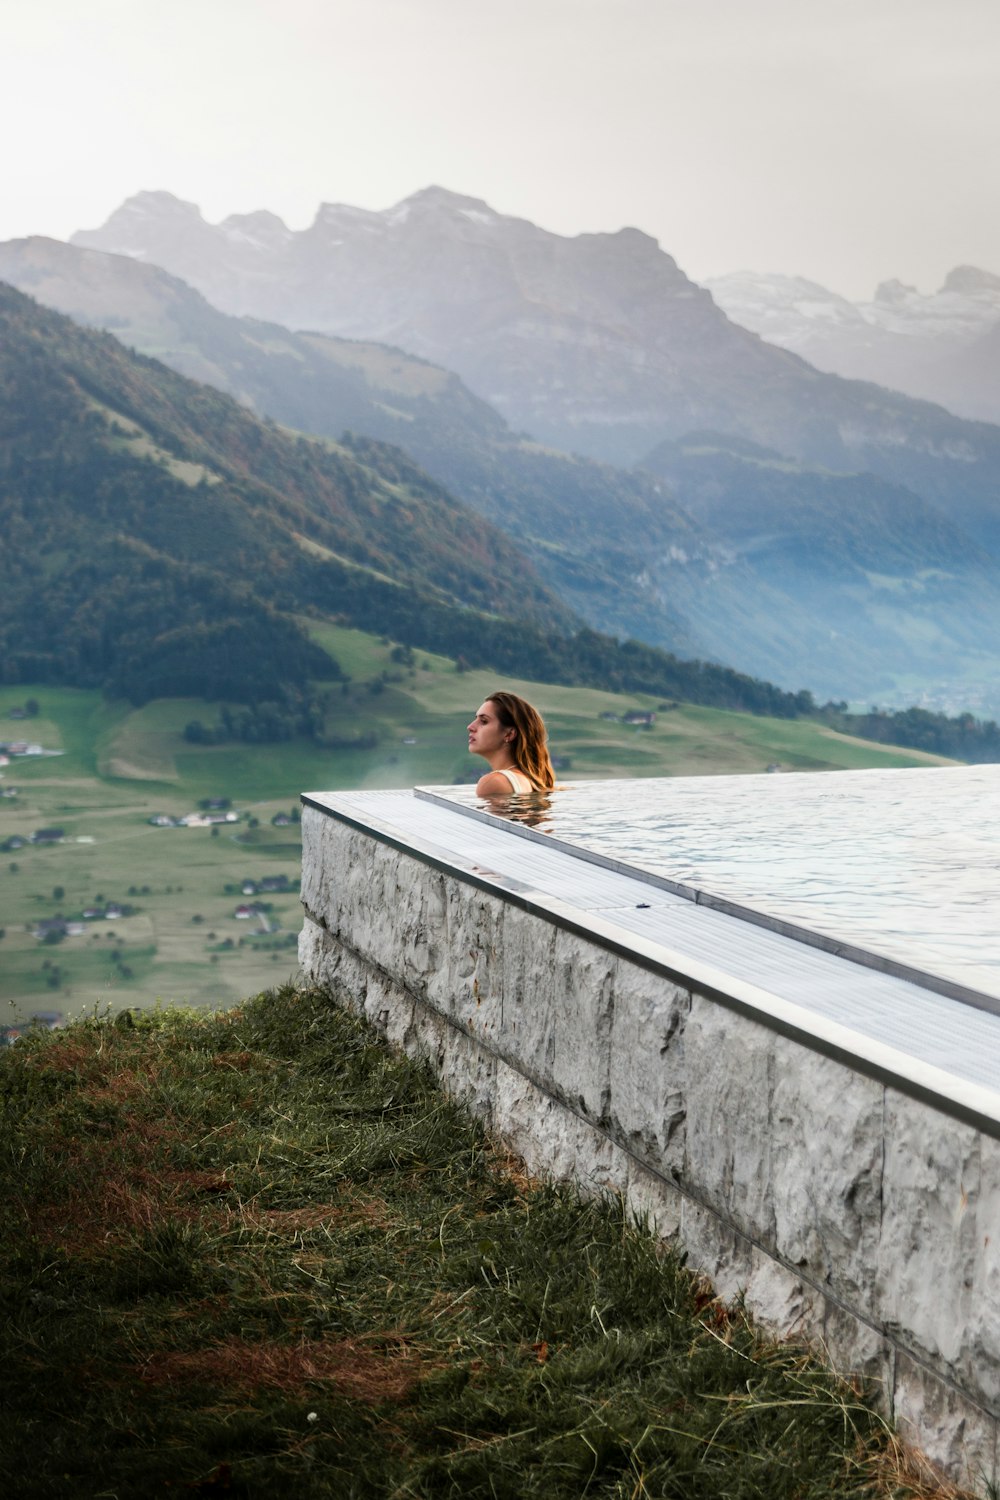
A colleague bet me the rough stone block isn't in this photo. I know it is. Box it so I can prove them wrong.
[821,1297,894,1413]
[298,807,332,920]
[424,876,504,1036]
[770,1036,884,1305]
[679,1194,753,1304]
[403,1002,499,1122]
[297,912,328,980]
[683,996,776,1244]
[607,961,689,1182]
[970,1136,1000,1410]
[893,1351,997,1492]
[742,1243,822,1340]
[498,903,558,1057]
[876,1091,981,1375]
[493,1058,629,1198]
[625,1157,684,1243]
[500,909,614,1119]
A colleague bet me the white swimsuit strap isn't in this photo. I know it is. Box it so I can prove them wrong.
[498,767,532,793]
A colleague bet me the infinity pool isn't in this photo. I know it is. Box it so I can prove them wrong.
[438,764,1000,1003]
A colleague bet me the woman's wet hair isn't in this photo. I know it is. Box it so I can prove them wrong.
[485,691,556,791]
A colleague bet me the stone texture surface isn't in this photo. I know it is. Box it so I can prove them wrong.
[501,912,615,1119]
[300,814,1000,1483]
[971,1137,1000,1409]
[679,1195,754,1305]
[607,961,689,1182]
[894,1352,997,1492]
[877,1093,982,1383]
[821,1296,895,1408]
[625,1157,684,1242]
[493,1058,631,1197]
[683,994,777,1242]
[770,1035,884,1306]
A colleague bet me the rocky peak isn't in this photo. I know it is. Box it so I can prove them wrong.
[219,209,290,244]
[399,185,497,217]
[873,278,919,305]
[90,191,205,231]
[942,265,1000,296]
[72,192,218,263]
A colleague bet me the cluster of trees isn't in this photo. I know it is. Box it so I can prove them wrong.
[184,688,328,746]
[303,558,815,719]
[819,704,1000,764]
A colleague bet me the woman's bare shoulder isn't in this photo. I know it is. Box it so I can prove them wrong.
[476,771,516,796]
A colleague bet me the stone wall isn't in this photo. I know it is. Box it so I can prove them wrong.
[299,804,1000,1488]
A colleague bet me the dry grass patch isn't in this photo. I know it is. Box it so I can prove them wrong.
[137,1333,423,1403]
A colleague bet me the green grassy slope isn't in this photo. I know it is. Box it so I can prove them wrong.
[0,986,958,1499]
[0,651,954,1028]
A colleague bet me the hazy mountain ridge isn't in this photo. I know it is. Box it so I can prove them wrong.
[0,235,706,659]
[0,279,576,701]
[644,433,1000,708]
[72,190,1000,564]
[706,266,1000,425]
[10,231,1000,711]
[0,279,816,724]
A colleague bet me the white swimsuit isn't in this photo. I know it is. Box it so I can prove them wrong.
[495,767,534,794]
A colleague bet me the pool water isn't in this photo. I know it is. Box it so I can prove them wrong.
[439,764,1000,1002]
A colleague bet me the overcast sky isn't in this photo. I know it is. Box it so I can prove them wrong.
[4,0,998,300]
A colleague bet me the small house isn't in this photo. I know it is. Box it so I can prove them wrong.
[34,918,68,939]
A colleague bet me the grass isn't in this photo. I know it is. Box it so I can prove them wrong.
[0,656,956,1028]
[0,984,976,1499]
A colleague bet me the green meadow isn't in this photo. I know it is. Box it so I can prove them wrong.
[0,629,954,1027]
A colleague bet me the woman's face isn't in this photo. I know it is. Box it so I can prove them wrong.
[467,700,510,759]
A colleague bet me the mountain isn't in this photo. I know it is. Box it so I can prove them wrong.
[706,267,1000,425]
[0,279,813,723]
[643,433,1000,712]
[9,234,1000,712]
[73,189,1000,560]
[0,279,576,701]
[0,235,706,659]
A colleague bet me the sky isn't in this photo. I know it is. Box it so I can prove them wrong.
[4,0,999,300]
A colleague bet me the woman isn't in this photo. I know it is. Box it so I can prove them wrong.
[467,691,556,795]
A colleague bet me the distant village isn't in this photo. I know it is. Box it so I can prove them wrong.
[28,866,296,945]
[147,799,298,830]
[3,782,301,946]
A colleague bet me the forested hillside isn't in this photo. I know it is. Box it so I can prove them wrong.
[0,282,815,722]
[0,282,572,701]
[7,235,1000,711]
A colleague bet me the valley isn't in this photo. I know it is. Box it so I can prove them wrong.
[0,638,954,1029]
[6,223,1000,713]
